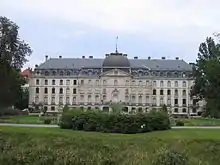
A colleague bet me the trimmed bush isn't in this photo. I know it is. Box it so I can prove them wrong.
[176,120,185,126]
[44,118,52,124]
[151,147,188,165]
[0,107,28,116]
[59,109,170,134]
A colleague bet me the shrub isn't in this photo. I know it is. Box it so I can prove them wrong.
[151,147,188,165]
[59,109,170,134]
[44,118,52,124]
[0,107,28,116]
[176,120,185,126]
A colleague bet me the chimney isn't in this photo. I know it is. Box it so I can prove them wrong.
[161,57,165,60]
[134,56,138,59]
[105,54,109,57]
[35,64,38,68]
[148,56,151,60]
[176,57,179,60]
[89,56,93,59]
[45,55,48,61]
[59,56,62,59]
[82,56,85,59]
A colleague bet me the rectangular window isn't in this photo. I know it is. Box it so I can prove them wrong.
[73,80,77,85]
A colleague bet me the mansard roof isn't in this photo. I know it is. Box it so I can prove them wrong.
[36,57,192,71]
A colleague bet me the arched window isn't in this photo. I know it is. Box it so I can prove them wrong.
[52,88,55,94]
[36,87,39,94]
[153,89,156,95]
[59,88,63,94]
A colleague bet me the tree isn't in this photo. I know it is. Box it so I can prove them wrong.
[0,16,32,108]
[191,37,220,118]
[14,88,29,110]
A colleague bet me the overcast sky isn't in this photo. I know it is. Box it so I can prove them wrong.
[1,0,220,69]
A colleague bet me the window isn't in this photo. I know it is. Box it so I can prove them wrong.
[125,89,129,93]
[132,96,136,103]
[103,89,106,93]
[96,80,99,86]
[160,89,163,95]
[138,95,142,103]
[35,96,39,103]
[44,88,48,94]
[44,71,49,76]
[88,95,92,102]
[175,89,178,96]
[67,71,71,76]
[167,98,171,105]
[88,80,92,85]
[36,88,39,94]
[51,97,55,104]
[73,80,77,85]
[192,108,197,113]
[146,80,149,86]
[66,88,70,94]
[51,106,55,111]
[80,95,84,101]
[73,97,76,103]
[36,79,39,85]
[182,90,186,96]
[103,80,106,85]
[59,96,63,104]
[153,81,156,87]
[160,81,164,87]
[167,81,171,87]
[152,97,156,105]
[174,99,178,105]
[52,71,56,76]
[132,80,135,85]
[114,80,118,85]
[175,81,178,87]
[43,106,48,111]
[139,81,142,85]
[52,88,55,94]
[81,80,84,85]
[66,97,70,104]
[44,80,48,85]
[146,96,149,103]
[52,80,55,85]
[182,81,186,87]
[126,80,129,85]
[44,96,48,104]
[160,97,164,105]
[182,99,186,105]
[103,95,106,101]
[59,88,63,94]
[60,71,64,76]
[174,108,178,113]
[73,88,76,94]
[60,80,63,85]
[125,95,129,102]
[66,80,70,85]
[182,108,187,113]
[167,89,171,95]
[95,95,99,102]
[153,89,156,95]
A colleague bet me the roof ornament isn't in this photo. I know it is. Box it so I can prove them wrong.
[115,36,118,53]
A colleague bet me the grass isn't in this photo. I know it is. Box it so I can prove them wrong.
[1,126,220,165]
[173,118,220,126]
[0,115,58,124]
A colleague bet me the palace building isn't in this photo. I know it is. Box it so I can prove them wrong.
[29,50,200,115]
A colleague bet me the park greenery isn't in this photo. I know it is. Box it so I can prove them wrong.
[191,37,220,118]
[0,16,32,111]
[59,108,171,133]
[1,126,220,165]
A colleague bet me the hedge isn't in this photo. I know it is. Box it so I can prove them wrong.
[59,109,171,134]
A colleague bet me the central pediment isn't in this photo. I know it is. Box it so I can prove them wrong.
[102,69,130,77]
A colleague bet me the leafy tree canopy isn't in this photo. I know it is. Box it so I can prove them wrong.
[191,37,220,117]
[0,16,32,108]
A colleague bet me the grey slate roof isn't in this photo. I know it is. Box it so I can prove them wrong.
[37,58,192,71]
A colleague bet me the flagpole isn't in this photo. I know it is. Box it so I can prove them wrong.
[116,36,118,53]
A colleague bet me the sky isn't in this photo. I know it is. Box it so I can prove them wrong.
[1,0,220,69]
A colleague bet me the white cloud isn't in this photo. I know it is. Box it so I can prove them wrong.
[1,0,220,43]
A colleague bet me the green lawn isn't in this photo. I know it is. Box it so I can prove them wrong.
[0,115,58,124]
[174,118,220,126]
[1,126,220,165]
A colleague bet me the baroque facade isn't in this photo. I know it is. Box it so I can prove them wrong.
[29,50,200,115]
